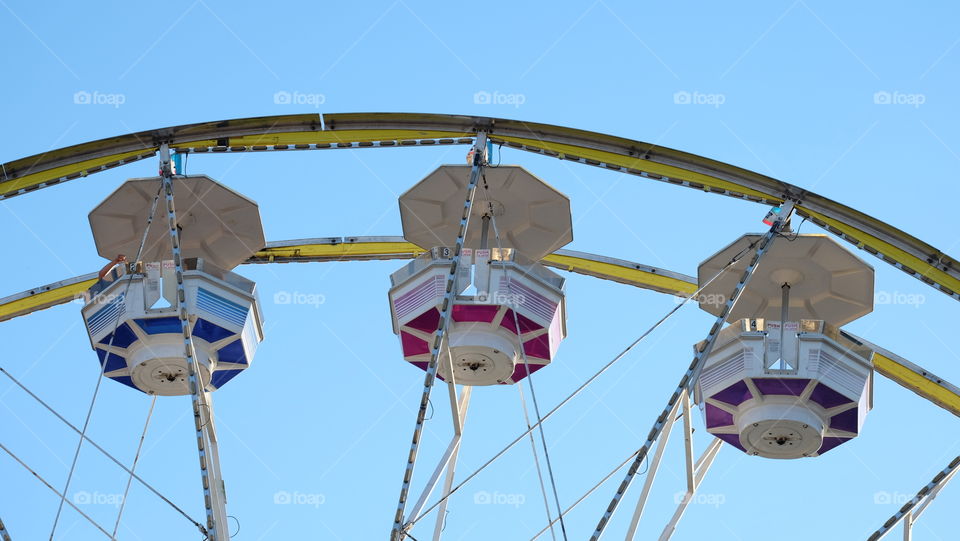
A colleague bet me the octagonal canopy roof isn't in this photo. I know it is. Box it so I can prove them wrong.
[399,165,572,260]
[697,233,874,326]
[89,175,265,270]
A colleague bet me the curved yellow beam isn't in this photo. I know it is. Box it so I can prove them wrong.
[1,238,956,419]
[3,113,956,307]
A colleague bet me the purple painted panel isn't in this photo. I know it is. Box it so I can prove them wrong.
[705,404,734,429]
[714,433,747,452]
[500,309,542,334]
[817,436,850,455]
[830,408,859,434]
[452,304,500,323]
[401,332,429,356]
[754,378,810,397]
[711,380,753,407]
[506,362,546,383]
[406,308,440,333]
[809,382,853,409]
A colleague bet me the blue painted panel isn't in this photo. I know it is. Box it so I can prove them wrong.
[194,318,235,343]
[98,322,138,348]
[217,339,248,365]
[96,348,127,372]
[209,369,244,389]
[134,317,182,335]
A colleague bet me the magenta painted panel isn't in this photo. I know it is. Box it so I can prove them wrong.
[523,334,552,360]
[401,332,430,356]
[500,309,543,334]
[406,308,440,333]
[410,361,429,371]
[507,361,547,383]
[452,304,500,323]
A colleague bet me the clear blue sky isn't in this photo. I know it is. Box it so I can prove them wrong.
[1,1,958,539]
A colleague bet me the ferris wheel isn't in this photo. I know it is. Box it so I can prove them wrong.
[0,112,957,540]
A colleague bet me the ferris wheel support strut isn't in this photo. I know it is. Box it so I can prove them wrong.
[403,384,472,530]
[590,202,795,540]
[392,132,488,540]
[623,399,682,538]
[432,383,471,541]
[659,432,723,541]
[622,390,723,541]
[0,516,11,541]
[159,144,228,540]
